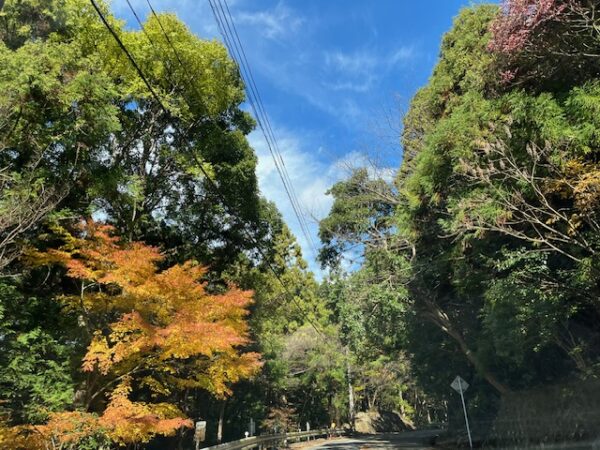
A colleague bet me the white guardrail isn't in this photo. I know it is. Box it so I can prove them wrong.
[201,428,346,450]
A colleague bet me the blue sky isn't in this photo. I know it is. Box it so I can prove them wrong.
[111,0,487,276]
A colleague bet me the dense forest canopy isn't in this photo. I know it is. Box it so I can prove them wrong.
[1,0,600,448]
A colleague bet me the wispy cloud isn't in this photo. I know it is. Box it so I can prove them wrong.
[334,150,397,183]
[389,46,415,65]
[109,0,410,276]
[322,45,416,93]
[111,0,220,37]
[325,50,378,74]
[235,2,304,40]
[113,0,418,130]
[323,50,378,92]
[249,125,398,278]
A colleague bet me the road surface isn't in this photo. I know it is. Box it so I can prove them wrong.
[296,430,440,450]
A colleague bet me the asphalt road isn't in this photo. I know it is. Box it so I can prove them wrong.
[300,430,440,450]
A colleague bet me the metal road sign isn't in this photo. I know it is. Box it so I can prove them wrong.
[451,375,473,449]
[451,375,469,394]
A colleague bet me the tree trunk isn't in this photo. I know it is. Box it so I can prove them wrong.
[451,327,510,395]
[367,392,374,411]
[217,400,226,444]
[345,347,355,429]
[398,386,404,415]
[423,300,511,395]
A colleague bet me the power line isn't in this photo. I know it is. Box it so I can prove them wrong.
[218,0,319,254]
[90,0,167,112]
[208,0,319,256]
[125,0,208,118]
[145,0,186,70]
[124,0,178,90]
[90,0,324,336]
[218,0,299,216]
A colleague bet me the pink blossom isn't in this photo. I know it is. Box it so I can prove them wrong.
[488,0,569,54]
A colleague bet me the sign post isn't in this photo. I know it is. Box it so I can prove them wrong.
[194,421,207,450]
[451,375,473,450]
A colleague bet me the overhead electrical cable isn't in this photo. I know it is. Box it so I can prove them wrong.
[207,0,319,256]
[218,0,319,254]
[90,0,167,112]
[218,0,305,233]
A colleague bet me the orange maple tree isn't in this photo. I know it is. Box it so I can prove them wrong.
[26,219,261,446]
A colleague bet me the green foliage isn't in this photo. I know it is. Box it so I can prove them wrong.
[222,201,341,432]
[3,0,600,445]
[318,164,431,422]
[391,0,600,432]
[319,168,396,267]
[0,282,74,423]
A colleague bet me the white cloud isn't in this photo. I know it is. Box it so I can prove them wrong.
[325,80,373,93]
[325,50,378,74]
[322,45,416,93]
[235,2,304,40]
[108,0,404,277]
[389,46,415,65]
[334,150,396,183]
[111,0,417,130]
[323,50,378,92]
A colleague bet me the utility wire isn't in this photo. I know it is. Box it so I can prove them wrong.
[127,0,208,118]
[218,0,308,244]
[145,0,186,70]
[144,0,314,258]
[124,0,178,92]
[208,0,319,256]
[90,0,167,112]
[219,0,319,254]
[90,0,324,336]
[205,0,306,236]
